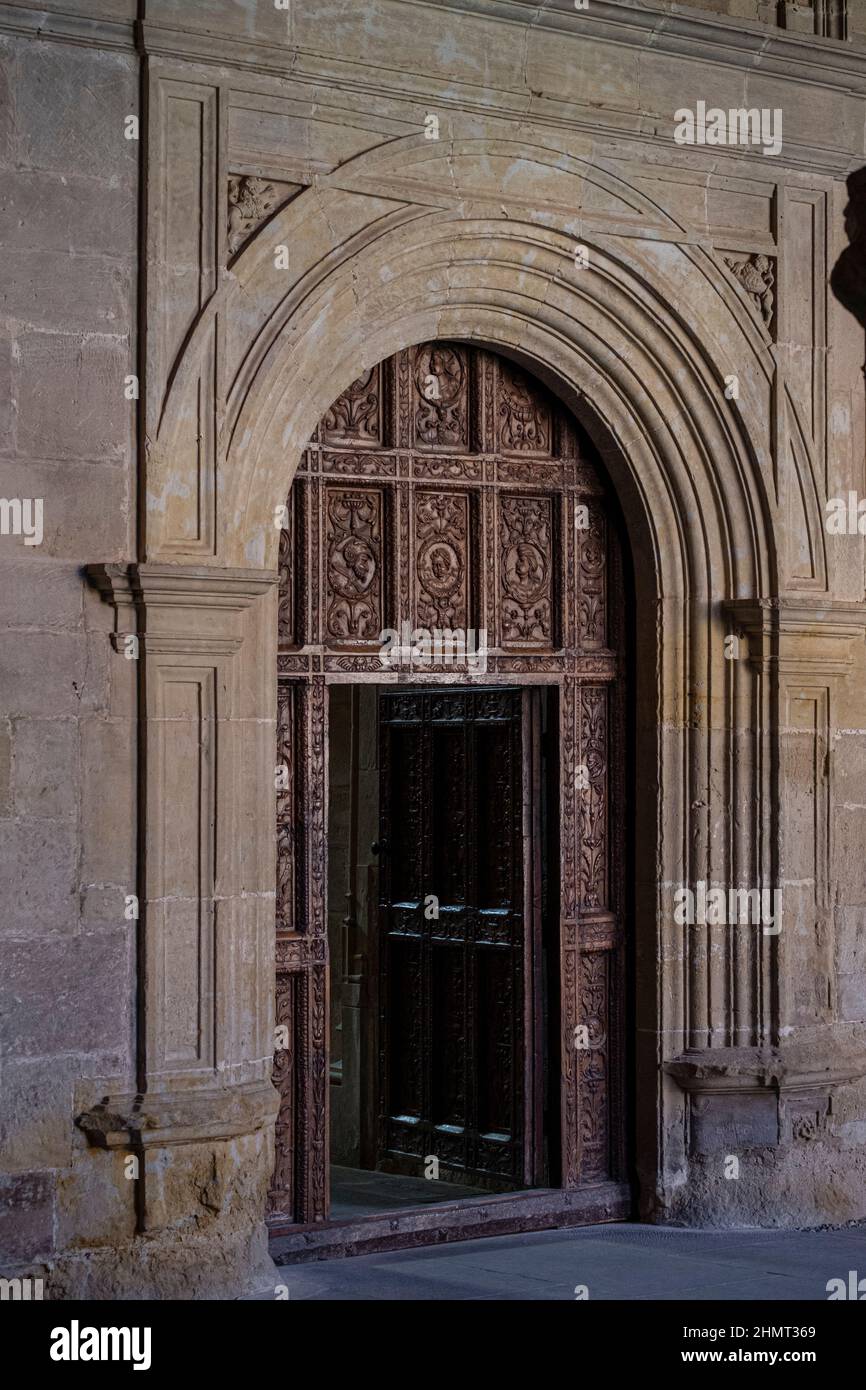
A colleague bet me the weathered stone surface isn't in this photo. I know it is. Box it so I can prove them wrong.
[0,460,131,560]
[2,932,132,1055]
[3,251,132,333]
[0,632,109,718]
[0,1173,55,1264]
[0,560,83,632]
[11,717,78,819]
[80,716,135,885]
[0,819,78,935]
[690,1093,780,1156]
[15,44,137,181]
[0,1057,78,1173]
[0,169,136,260]
[0,719,10,816]
[15,331,132,462]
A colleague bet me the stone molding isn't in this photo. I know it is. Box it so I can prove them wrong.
[666,1044,866,1097]
[86,562,278,612]
[129,2,866,95]
[725,597,866,674]
[76,1080,279,1152]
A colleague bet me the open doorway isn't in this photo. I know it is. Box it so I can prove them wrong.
[327,683,560,1220]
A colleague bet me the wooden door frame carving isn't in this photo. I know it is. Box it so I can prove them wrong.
[269,343,631,1239]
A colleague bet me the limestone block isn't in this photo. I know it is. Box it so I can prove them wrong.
[0,40,13,170]
[290,0,527,94]
[12,717,78,819]
[833,805,866,908]
[0,819,78,935]
[0,460,131,561]
[16,332,132,464]
[0,169,136,261]
[0,719,10,815]
[836,906,866,1021]
[1,931,131,1056]
[526,31,639,112]
[56,1149,136,1250]
[80,716,136,885]
[15,43,137,182]
[0,1173,54,1265]
[0,631,109,717]
[147,0,291,45]
[690,1092,780,1154]
[0,560,82,633]
[0,1056,78,1173]
[141,1128,274,1236]
[0,335,12,449]
[16,1,136,21]
[2,251,132,334]
[80,883,133,930]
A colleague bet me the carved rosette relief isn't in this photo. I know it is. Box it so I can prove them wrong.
[322,365,383,445]
[723,252,776,332]
[415,491,469,630]
[499,495,554,646]
[412,343,468,449]
[497,359,551,454]
[325,488,383,641]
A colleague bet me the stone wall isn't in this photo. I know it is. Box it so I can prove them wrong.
[2,0,866,1298]
[0,7,140,1287]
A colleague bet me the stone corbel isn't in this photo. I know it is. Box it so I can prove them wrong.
[724,596,866,674]
[666,1043,866,1096]
[87,562,140,654]
[76,1081,279,1152]
[666,1043,866,1155]
[86,562,278,621]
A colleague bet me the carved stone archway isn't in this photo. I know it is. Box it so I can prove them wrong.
[85,128,866,1291]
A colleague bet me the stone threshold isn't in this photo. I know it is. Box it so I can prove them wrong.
[269,1182,632,1264]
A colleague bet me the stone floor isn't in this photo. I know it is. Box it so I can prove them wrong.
[274,1222,866,1300]
[330,1164,492,1218]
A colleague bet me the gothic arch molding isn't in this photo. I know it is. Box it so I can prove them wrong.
[212,213,781,1206]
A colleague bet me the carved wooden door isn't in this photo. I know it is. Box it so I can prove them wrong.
[271,340,630,1229]
[377,686,534,1188]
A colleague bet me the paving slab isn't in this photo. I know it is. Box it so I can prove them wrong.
[270,1222,866,1301]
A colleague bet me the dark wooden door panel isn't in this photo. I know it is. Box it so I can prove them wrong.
[378,687,528,1188]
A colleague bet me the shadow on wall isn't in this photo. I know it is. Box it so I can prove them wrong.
[831,167,866,336]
